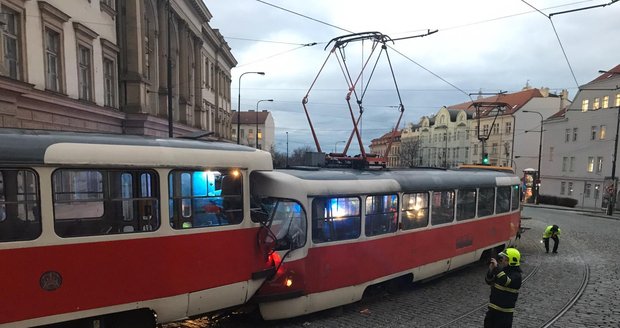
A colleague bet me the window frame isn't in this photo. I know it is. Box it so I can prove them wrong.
[401,191,429,230]
[364,194,398,237]
[73,22,98,102]
[101,38,119,108]
[1,2,26,81]
[0,168,42,242]
[311,196,361,243]
[52,168,160,238]
[39,1,69,93]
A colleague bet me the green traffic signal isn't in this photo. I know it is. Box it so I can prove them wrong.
[482,153,489,165]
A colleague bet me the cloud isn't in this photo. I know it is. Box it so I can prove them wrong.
[204,0,620,154]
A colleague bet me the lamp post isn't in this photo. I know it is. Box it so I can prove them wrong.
[255,99,273,148]
[334,140,346,153]
[286,131,289,168]
[523,110,543,204]
[237,71,265,144]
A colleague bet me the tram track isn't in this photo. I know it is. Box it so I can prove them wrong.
[436,228,591,328]
[435,249,543,328]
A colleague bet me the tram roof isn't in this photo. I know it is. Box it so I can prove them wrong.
[0,129,257,165]
[260,168,519,194]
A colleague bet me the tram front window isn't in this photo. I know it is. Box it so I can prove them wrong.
[259,198,307,250]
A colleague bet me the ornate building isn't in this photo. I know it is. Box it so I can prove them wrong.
[118,0,235,137]
[0,0,235,139]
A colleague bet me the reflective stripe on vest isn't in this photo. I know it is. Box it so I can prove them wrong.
[494,283,519,294]
[489,303,515,313]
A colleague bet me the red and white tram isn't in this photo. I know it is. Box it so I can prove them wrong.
[250,167,521,319]
[0,129,275,327]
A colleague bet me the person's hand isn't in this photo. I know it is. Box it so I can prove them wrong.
[489,258,498,270]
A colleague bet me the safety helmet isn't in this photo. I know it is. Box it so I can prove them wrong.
[551,225,559,232]
[499,248,521,266]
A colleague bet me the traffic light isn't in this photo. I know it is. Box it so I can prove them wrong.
[482,153,489,165]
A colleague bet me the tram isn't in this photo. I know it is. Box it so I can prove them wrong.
[0,129,276,327]
[250,167,521,319]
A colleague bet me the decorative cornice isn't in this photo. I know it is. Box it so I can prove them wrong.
[100,38,120,53]
[73,22,99,40]
[38,1,70,23]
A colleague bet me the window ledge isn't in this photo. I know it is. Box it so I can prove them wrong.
[100,2,117,17]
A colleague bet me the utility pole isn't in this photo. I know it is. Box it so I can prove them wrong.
[167,0,173,137]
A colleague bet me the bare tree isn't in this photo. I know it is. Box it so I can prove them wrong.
[399,138,421,168]
[289,145,315,166]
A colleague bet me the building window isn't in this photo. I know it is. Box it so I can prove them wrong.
[581,99,589,111]
[505,122,512,134]
[587,157,594,173]
[560,182,566,195]
[600,125,606,140]
[44,28,61,92]
[549,146,554,161]
[562,157,568,172]
[473,144,478,155]
[603,96,609,109]
[103,58,114,106]
[616,93,620,107]
[573,128,578,142]
[568,182,573,196]
[593,98,600,110]
[585,183,591,198]
[101,38,119,108]
[493,123,499,135]
[565,129,570,142]
[78,45,92,100]
[73,22,98,101]
[492,143,497,154]
[40,2,70,93]
[570,157,575,172]
[597,157,603,173]
[591,126,597,140]
[594,184,600,200]
[1,5,22,80]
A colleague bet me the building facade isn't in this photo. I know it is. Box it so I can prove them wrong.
[542,65,620,209]
[231,110,275,151]
[369,130,401,168]
[0,0,235,138]
[417,107,472,168]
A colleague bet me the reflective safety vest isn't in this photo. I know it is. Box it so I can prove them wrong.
[542,225,561,238]
[485,266,522,313]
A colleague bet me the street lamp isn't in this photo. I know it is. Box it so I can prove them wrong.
[523,110,543,205]
[286,131,289,168]
[237,72,265,144]
[334,140,346,153]
[255,99,273,148]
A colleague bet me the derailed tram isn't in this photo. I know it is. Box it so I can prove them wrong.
[250,167,521,319]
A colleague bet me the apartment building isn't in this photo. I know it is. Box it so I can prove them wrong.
[542,65,620,209]
[231,109,275,151]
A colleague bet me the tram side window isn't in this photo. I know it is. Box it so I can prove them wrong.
[511,185,520,211]
[312,197,360,243]
[53,169,160,237]
[478,187,495,217]
[456,189,476,221]
[431,191,455,225]
[169,169,243,229]
[365,194,398,237]
[0,169,41,242]
[401,192,429,230]
[496,186,511,213]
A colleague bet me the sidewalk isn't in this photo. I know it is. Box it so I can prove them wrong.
[522,203,620,221]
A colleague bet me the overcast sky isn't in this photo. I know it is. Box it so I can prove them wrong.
[203,0,619,154]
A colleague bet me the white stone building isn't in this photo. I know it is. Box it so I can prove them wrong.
[542,65,620,210]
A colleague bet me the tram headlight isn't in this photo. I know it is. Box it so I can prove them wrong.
[285,277,293,287]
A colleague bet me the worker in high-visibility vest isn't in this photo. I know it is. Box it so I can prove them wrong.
[484,248,522,328]
[542,224,561,253]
